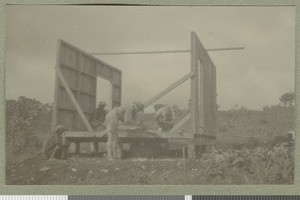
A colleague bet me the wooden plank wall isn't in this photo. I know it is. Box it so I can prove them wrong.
[192,32,217,137]
[53,40,122,131]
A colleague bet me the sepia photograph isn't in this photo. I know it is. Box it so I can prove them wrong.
[5,5,295,185]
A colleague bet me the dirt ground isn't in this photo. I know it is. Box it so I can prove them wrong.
[6,151,206,185]
[6,137,294,185]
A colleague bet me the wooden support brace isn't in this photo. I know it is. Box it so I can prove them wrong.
[56,67,94,132]
[144,72,194,108]
[169,113,191,134]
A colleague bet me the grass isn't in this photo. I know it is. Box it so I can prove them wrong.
[5,97,295,184]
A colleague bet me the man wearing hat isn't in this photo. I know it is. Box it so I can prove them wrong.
[44,125,69,160]
[154,104,175,132]
[90,101,107,130]
[105,101,144,160]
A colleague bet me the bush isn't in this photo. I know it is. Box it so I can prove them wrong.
[6,96,52,155]
[197,142,294,184]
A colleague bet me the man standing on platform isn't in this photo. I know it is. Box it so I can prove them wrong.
[105,101,144,160]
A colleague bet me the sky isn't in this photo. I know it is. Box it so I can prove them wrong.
[5,5,295,111]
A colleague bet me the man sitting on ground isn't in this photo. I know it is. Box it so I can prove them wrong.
[44,125,68,160]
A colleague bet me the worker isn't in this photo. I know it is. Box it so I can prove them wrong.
[105,101,144,160]
[90,101,107,130]
[154,104,175,132]
[44,125,69,160]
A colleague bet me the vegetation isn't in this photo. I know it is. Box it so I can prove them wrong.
[191,142,294,184]
[5,92,295,184]
[279,91,295,106]
[6,96,52,155]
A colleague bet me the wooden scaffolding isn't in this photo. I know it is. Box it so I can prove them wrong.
[52,32,217,159]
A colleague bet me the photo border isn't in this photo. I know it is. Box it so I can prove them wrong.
[0,0,299,195]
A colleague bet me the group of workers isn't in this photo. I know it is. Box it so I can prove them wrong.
[45,101,176,161]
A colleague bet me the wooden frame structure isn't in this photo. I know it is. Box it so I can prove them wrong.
[52,32,217,159]
[52,40,122,132]
[142,32,217,158]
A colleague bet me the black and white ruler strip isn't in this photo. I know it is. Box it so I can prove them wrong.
[192,196,300,200]
[0,196,299,200]
[0,196,185,199]
[0,196,68,200]
[0,196,188,200]
[186,195,192,200]
[68,196,185,200]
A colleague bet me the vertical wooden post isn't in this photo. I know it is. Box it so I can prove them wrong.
[91,61,98,152]
[212,63,217,137]
[183,146,186,184]
[77,52,83,129]
[119,72,122,107]
[199,59,204,133]
[75,142,80,154]
[93,142,99,153]
[93,63,97,112]
[189,32,200,159]
[109,81,113,110]
[118,142,123,159]
[52,40,61,132]
[52,70,59,132]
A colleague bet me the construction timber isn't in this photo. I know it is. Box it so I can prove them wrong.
[52,32,217,159]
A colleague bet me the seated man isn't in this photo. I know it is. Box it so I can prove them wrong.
[44,125,68,160]
[154,104,175,132]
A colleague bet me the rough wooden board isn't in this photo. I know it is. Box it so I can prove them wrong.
[54,40,122,131]
[169,113,191,134]
[147,130,188,139]
[56,67,94,132]
[118,124,145,131]
[144,72,194,108]
[64,129,193,139]
[65,136,214,145]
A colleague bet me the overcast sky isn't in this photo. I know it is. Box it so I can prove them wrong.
[5,5,295,111]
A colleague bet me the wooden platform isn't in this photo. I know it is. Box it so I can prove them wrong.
[63,128,216,146]
[63,126,216,158]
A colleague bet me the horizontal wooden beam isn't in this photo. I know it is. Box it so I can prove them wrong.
[65,130,192,140]
[64,131,215,145]
[90,47,244,56]
[206,47,245,52]
[167,138,216,145]
[91,50,191,55]
[56,67,94,132]
[59,85,96,97]
[144,72,194,108]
